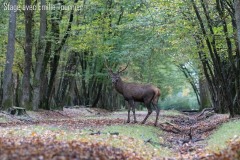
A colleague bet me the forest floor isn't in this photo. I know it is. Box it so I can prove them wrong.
[0,107,240,160]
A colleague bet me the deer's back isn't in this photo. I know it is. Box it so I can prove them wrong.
[122,82,160,102]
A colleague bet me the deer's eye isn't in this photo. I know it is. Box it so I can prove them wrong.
[112,78,118,83]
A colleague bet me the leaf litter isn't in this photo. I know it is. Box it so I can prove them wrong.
[0,108,239,160]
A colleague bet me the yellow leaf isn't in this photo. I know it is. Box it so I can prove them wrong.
[31,131,37,137]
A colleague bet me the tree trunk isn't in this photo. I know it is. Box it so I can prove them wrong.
[46,0,77,109]
[39,40,52,110]
[32,0,47,111]
[56,51,79,107]
[13,74,20,107]
[92,83,103,108]
[79,51,89,105]
[199,75,211,110]
[234,0,240,114]
[1,0,17,110]
[235,0,240,54]
[0,72,3,106]
[191,0,235,117]
[21,0,33,109]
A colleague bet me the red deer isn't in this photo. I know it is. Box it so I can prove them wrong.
[107,64,161,126]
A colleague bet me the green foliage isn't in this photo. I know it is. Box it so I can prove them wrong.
[161,94,199,111]
[62,0,198,107]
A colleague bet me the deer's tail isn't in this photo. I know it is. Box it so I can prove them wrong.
[151,88,161,105]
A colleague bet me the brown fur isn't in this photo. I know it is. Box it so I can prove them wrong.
[109,71,161,126]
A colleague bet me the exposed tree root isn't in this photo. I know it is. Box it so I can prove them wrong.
[197,107,215,118]
[159,122,181,134]
[1,108,35,123]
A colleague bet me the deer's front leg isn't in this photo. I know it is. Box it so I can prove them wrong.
[127,100,137,123]
[127,101,131,123]
[131,101,137,123]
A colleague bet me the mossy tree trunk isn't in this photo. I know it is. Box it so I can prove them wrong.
[21,0,33,109]
[199,76,211,110]
[234,0,240,114]
[32,0,47,111]
[236,0,240,53]
[1,0,17,110]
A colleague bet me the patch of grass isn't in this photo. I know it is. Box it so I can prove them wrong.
[161,110,183,117]
[101,124,173,158]
[206,120,240,152]
[103,124,161,142]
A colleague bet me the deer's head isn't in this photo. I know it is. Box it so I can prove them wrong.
[109,71,121,84]
[106,62,129,85]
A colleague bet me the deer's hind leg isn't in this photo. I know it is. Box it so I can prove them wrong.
[152,95,160,126]
[152,89,161,126]
[152,102,160,126]
[141,102,152,124]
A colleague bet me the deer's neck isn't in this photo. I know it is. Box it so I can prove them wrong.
[114,79,124,94]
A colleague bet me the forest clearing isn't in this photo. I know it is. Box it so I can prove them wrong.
[1,0,240,159]
[0,107,239,160]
